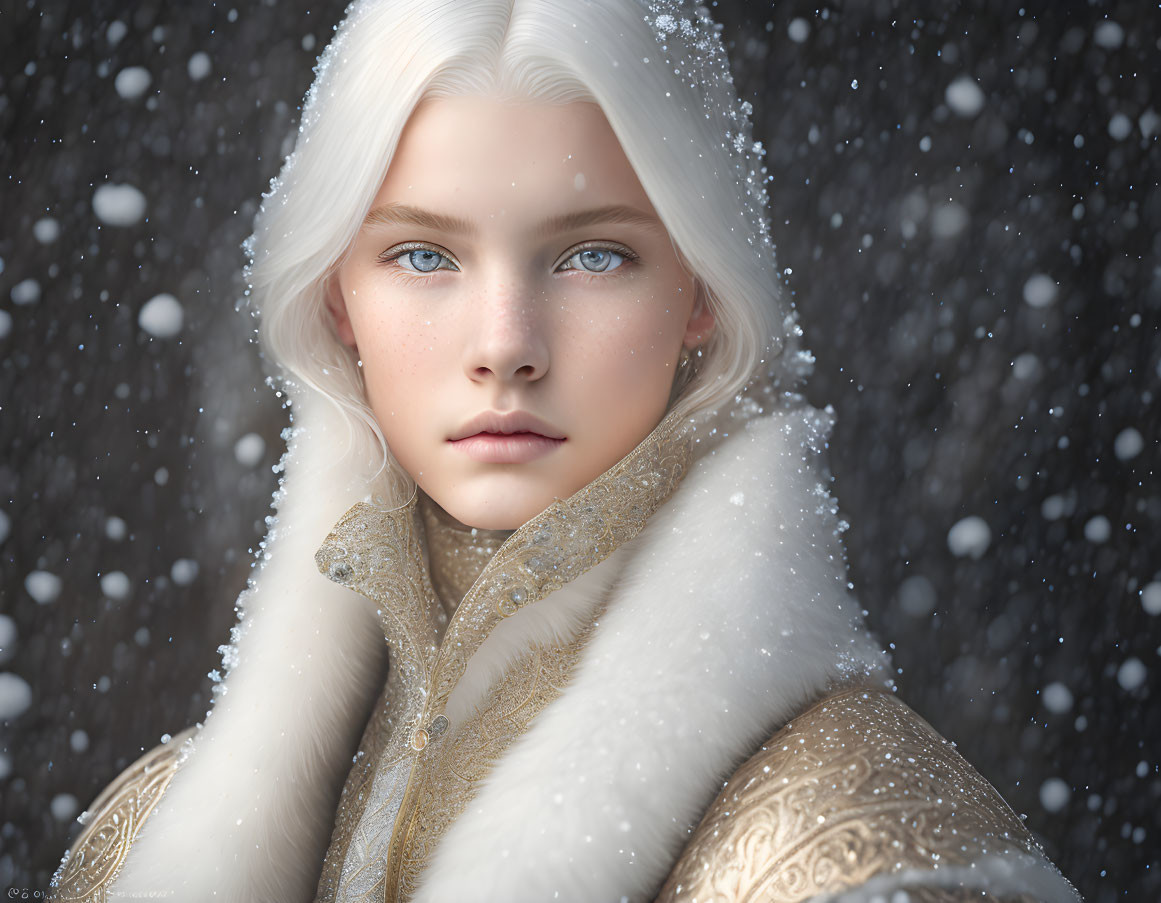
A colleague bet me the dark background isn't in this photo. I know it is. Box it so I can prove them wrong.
[1,1,1157,899]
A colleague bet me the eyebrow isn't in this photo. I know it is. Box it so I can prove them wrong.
[537,204,662,235]
[363,203,477,235]
[361,202,661,237]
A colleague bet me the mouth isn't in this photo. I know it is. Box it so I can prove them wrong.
[448,411,567,464]
[448,432,566,464]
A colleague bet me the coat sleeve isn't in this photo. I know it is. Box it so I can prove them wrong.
[47,726,197,902]
[655,688,1082,903]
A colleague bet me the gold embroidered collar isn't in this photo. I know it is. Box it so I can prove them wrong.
[417,491,512,625]
[314,407,693,717]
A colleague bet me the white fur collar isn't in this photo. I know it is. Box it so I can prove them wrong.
[107,401,888,902]
[109,397,393,902]
[411,406,888,902]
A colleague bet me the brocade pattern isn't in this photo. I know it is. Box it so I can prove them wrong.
[48,727,197,902]
[657,687,1063,903]
[417,491,512,624]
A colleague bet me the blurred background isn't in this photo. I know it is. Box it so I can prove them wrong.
[1,1,1157,899]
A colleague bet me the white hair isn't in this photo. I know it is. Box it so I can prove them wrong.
[246,0,784,501]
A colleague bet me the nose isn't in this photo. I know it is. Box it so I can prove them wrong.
[463,281,550,383]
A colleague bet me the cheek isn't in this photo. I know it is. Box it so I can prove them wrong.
[606,274,691,356]
[558,280,688,409]
[342,288,449,405]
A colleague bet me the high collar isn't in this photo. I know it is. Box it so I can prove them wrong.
[313,405,693,715]
[416,492,511,624]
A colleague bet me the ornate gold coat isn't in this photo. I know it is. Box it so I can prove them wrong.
[50,406,1081,903]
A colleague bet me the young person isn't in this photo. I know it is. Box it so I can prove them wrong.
[51,2,1081,900]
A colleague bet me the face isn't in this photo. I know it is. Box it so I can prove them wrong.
[329,96,713,530]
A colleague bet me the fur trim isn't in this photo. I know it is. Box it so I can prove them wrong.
[110,396,390,903]
[445,552,624,726]
[108,402,890,903]
[411,407,888,903]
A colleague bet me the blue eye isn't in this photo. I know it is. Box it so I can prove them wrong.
[380,243,459,274]
[560,247,630,274]
[400,248,453,273]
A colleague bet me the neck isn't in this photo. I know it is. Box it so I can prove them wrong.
[418,491,514,620]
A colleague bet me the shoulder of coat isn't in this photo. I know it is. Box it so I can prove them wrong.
[657,686,1061,903]
[48,726,196,902]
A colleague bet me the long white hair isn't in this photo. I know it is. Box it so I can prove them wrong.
[101,8,791,896]
[247,0,784,501]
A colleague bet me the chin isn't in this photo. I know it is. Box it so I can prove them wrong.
[460,511,527,531]
[440,492,550,532]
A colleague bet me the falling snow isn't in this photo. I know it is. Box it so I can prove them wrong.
[1022,273,1058,309]
[1083,515,1111,544]
[0,672,33,720]
[1092,21,1124,50]
[3,4,1156,900]
[1117,658,1147,692]
[786,18,810,44]
[944,75,985,118]
[10,278,41,306]
[946,516,991,559]
[91,182,148,226]
[137,293,184,338]
[114,66,152,100]
[32,217,60,244]
[1040,777,1071,813]
[897,575,936,617]
[187,51,212,81]
[233,433,267,467]
[1113,427,1143,461]
[1142,583,1161,617]
[0,615,17,662]
[1041,681,1074,715]
[99,571,132,600]
[171,558,200,586]
[24,571,62,605]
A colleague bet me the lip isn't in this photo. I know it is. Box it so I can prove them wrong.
[448,410,567,464]
[449,433,565,464]
[449,410,566,442]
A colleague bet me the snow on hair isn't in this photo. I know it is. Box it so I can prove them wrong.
[247,0,783,497]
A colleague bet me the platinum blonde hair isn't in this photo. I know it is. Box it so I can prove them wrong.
[247,0,784,500]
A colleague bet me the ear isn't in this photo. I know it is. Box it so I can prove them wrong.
[324,273,358,348]
[683,281,716,348]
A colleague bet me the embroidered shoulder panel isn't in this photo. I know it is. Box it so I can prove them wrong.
[657,688,1064,903]
[48,727,196,902]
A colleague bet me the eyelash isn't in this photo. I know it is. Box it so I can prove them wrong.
[375,240,640,279]
[376,241,462,276]
[554,241,639,277]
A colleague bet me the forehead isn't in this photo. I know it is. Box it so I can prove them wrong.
[373,95,656,217]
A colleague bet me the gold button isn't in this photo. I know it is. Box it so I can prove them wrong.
[411,729,429,751]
